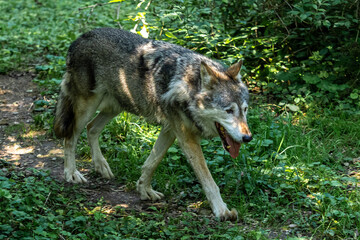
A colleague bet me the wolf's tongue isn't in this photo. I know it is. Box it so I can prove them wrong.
[225,132,241,159]
[215,122,241,159]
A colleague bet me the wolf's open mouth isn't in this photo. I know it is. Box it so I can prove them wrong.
[215,122,241,159]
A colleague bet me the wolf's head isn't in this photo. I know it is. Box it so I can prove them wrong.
[191,61,252,158]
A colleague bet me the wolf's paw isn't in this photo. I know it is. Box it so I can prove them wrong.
[217,208,238,222]
[94,159,114,179]
[136,180,164,201]
[64,169,88,183]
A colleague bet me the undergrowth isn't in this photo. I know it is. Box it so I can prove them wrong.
[92,105,360,239]
[1,0,360,239]
[0,163,247,239]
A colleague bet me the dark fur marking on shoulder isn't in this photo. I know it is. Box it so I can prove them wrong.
[153,56,162,68]
[155,60,175,95]
[138,54,149,81]
[180,102,204,133]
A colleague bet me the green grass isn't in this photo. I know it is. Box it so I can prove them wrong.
[0,164,251,239]
[0,0,118,73]
[92,106,360,239]
[1,0,360,239]
[2,108,358,239]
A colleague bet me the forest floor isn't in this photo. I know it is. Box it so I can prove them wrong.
[1,73,359,239]
[0,73,164,213]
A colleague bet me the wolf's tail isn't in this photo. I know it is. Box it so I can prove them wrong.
[54,73,76,139]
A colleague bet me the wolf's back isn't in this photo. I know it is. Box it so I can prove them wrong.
[54,28,152,138]
[54,28,220,138]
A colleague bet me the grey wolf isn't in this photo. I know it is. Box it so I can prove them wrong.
[54,28,252,221]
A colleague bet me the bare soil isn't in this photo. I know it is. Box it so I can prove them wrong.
[0,73,162,212]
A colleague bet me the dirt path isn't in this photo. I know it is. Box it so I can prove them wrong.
[0,73,64,175]
[0,73,155,212]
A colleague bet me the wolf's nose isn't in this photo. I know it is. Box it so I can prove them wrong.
[242,135,253,143]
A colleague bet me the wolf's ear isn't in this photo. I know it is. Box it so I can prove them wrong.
[200,61,218,89]
[227,60,243,82]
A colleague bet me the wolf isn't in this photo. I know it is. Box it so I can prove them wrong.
[54,28,252,221]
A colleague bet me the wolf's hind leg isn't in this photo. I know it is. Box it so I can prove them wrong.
[64,135,88,183]
[137,127,175,201]
[87,111,118,179]
[64,98,100,183]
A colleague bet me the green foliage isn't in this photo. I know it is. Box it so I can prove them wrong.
[116,0,360,111]
[1,0,359,111]
[80,105,360,239]
[0,164,249,239]
[2,107,359,239]
[1,0,360,239]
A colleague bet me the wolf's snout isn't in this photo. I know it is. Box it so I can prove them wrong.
[242,135,252,143]
[239,122,252,143]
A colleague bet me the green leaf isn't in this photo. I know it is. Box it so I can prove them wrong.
[350,93,358,99]
[303,74,320,84]
[287,104,300,112]
[165,32,177,39]
[0,189,12,199]
[300,13,308,21]
[323,20,331,28]
[330,180,342,187]
[171,155,181,160]
[168,147,178,153]
[261,139,273,147]
[201,140,209,146]
[0,224,13,234]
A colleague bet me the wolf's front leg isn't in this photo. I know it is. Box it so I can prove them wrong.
[137,128,175,201]
[175,127,238,221]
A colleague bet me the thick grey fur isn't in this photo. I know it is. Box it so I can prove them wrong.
[54,28,251,221]
[54,28,248,138]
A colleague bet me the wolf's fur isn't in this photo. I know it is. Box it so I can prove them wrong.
[54,28,252,221]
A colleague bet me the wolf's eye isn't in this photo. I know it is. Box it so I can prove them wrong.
[244,107,248,113]
[226,109,234,114]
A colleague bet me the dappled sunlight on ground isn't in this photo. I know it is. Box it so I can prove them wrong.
[22,129,48,139]
[188,201,203,209]
[35,161,45,168]
[0,133,63,168]
[36,148,63,159]
[1,143,34,162]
